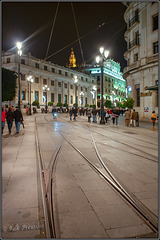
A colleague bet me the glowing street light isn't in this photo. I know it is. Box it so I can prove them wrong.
[43,85,50,113]
[96,47,109,124]
[16,41,22,109]
[27,75,33,115]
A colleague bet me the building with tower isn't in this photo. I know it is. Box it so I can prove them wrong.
[67,48,77,68]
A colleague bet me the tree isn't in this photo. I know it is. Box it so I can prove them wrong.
[57,102,62,107]
[2,68,17,101]
[85,104,89,107]
[104,100,112,108]
[32,100,39,107]
[117,102,123,108]
[125,98,134,109]
[90,104,96,108]
[63,103,68,107]
[73,103,78,108]
[48,102,53,106]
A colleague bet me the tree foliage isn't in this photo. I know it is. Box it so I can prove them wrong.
[2,68,17,101]
[32,100,39,107]
[104,100,112,108]
[57,102,62,107]
[48,102,53,106]
[63,103,68,107]
[125,98,134,109]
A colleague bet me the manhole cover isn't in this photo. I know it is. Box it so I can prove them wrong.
[123,131,137,134]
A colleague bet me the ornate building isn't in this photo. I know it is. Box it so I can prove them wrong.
[84,59,126,107]
[123,2,158,120]
[2,52,97,109]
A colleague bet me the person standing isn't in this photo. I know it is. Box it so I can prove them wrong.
[72,107,77,121]
[6,107,14,134]
[69,108,73,121]
[105,110,109,123]
[87,109,92,122]
[13,106,24,134]
[151,111,157,131]
[2,107,7,134]
[131,109,137,127]
[111,112,116,125]
[125,109,131,126]
[92,108,97,123]
[115,110,119,125]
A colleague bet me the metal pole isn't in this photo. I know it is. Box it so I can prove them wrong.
[100,60,105,124]
[29,81,31,115]
[75,84,77,108]
[18,55,20,109]
[46,91,47,113]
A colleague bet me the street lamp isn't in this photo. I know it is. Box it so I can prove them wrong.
[27,75,33,115]
[16,42,22,109]
[43,85,50,113]
[90,85,97,105]
[80,91,84,107]
[73,75,78,108]
[96,47,109,124]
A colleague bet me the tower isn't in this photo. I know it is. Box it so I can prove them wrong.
[68,48,77,68]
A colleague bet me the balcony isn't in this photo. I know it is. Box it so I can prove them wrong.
[129,15,139,28]
[129,37,140,49]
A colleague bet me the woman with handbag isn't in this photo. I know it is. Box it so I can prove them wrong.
[151,111,157,131]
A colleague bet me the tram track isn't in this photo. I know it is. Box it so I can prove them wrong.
[35,114,158,238]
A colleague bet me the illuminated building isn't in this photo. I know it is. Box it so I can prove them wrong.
[123,2,158,120]
[84,59,126,107]
[2,52,97,109]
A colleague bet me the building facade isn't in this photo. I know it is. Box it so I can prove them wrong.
[84,59,126,107]
[123,2,158,120]
[2,52,97,108]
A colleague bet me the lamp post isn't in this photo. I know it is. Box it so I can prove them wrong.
[112,91,115,106]
[73,76,78,108]
[43,85,50,113]
[27,75,33,115]
[96,47,109,124]
[16,42,22,109]
[80,91,84,107]
[90,85,97,105]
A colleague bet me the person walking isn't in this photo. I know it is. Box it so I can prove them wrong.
[69,108,73,121]
[111,112,116,125]
[2,107,7,134]
[115,110,119,125]
[125,109,131,127]
[26,107,29,116]
[151,111,157,131]
[72,107,77,121]
[92,108,97,123]
[131,109,137,127]
[13,106,24,134]
[105,110,109,123]
[87,109,92,122]
[6,107,14,134]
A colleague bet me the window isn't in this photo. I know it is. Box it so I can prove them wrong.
[43,92,46,102]
[86,78,88,82]
[81,77,83,81]
[85,88,87,92]
[65,83,67,88]
[35,91,39,101]
[21,59,25,64]
[7,58,10,63]
[22,91,26,100]
[153,42,158,54]
[85,97,87,105]
[58,82,61,87]
[70,95,73,104]
[71,74,73,78]
[59,70,62,75]
[65,72,68,76]
[21,74,25,81]
[92,80,94,83]
[134,53,138,62]
[52,68,55,73]
[35,77,39,83]
[35,63,39,68]
[44,65,47,71]
[43,79,47,85]
[64,95,67,103]
[51,93,54,102]
[81,87,83,91]
[153,15,158,31]
[70,84,73,89]
[58,94,61,103]
[51,80,54,86]
[135,84,140,107]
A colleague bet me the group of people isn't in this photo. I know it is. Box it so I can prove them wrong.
[125,109,138,127]
[2,106,24,134]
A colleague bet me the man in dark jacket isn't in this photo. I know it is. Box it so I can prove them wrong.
[72,107,77,121]
[92,108,97,123]
[6,107,14,134]
[13,106,23,134]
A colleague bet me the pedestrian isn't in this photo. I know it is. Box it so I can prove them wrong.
[13,106,24,134]
[131,109,137,127]
[125,109,131,126]
[115,110,119,125]
[26,106,29,116]
[151,110,157,131]
[87,109,92,122]
[105,110,109,123]
[92,108,97,123]
[6,107,14,134]
[69,108,73,121]
[2,107,7,134]
[111,112,116,125]
[72,107,77,121]
[52,106,57,119]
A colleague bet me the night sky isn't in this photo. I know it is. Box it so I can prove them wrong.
[2,2,127,71]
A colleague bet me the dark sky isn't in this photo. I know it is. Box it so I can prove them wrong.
[2,2,127,71]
